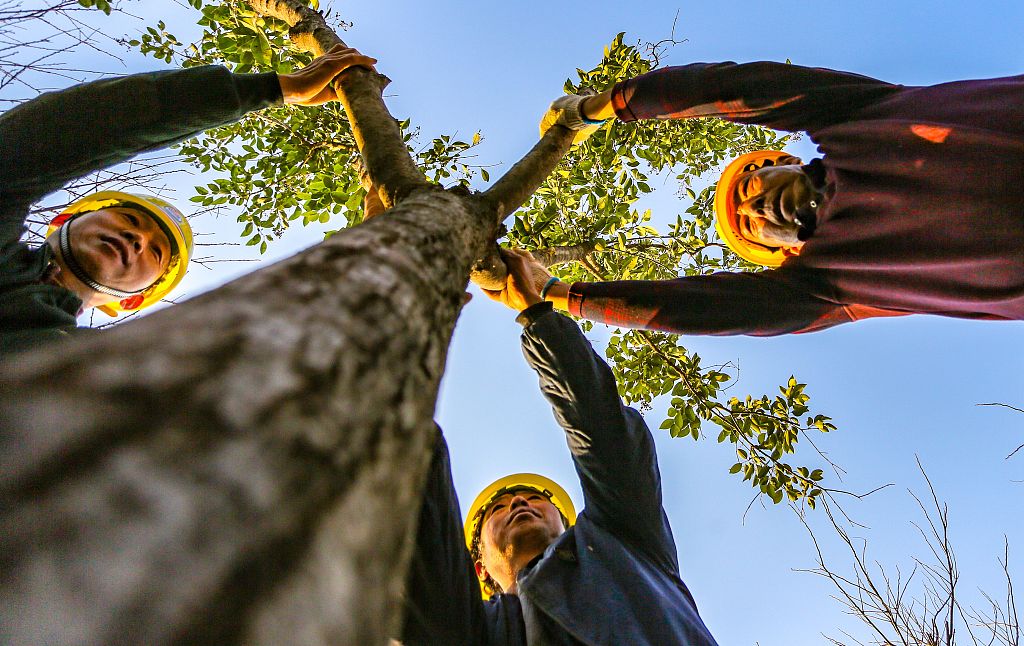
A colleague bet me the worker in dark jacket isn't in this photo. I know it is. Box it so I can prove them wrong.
[399,249,719,646]
[0,46,376,355]
[536,62,1024,336]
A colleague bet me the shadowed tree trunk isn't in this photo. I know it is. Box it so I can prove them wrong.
[0,2,572,644]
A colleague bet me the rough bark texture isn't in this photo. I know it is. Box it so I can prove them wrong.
[532,241,598,267]
[0,4,575,644]
[0,191,494,646]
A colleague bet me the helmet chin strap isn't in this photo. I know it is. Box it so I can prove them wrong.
[57,219,142,300]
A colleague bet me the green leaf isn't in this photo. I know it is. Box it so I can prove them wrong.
[255,32,272,66]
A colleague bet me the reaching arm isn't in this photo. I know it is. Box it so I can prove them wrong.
[493,249,887,337]
[567,268,911,336]
[0,46,375,245]
[596,61,901,133]
[0,66,282,211]
[484,248,678,568]
[519,304,679,571]
[568,268,862,336]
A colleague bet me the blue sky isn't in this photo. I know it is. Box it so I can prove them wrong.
[12,1,1024,643]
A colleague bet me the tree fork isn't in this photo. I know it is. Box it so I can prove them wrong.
[0,3,573,646]
[253,0,574,286]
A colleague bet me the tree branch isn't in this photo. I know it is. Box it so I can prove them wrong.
[483,125,574,223]
[248,0,428,207]
[531,241,597,267]
[469,127,575,289]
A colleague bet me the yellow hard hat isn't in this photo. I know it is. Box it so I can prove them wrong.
[47,191,193,316]
[713,150,801,267]
[465,473,576,598]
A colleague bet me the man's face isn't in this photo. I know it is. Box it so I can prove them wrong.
[478,488,565,569]
[733,163,817,249]
[66,207,172,292]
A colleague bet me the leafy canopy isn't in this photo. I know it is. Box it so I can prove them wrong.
[132,5,837,509]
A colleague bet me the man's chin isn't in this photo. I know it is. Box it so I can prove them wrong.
[508,521,558,548]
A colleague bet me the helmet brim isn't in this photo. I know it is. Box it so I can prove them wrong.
[47,191,193,316]
[713,150,799,268]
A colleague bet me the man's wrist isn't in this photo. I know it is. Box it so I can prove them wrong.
[539,276,561,300]
[580,89,615,122]
[543,281,570,311]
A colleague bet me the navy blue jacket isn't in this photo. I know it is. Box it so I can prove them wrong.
[401,305,718,645]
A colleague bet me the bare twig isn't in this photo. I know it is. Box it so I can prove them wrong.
[976,403,1024,460]
[797,459,1020,645]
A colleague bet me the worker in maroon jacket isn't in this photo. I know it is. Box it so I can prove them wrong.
[533,62,1024,336]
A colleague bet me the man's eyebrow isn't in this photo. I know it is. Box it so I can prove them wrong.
[737,174,754,201]
[741,174,757,199]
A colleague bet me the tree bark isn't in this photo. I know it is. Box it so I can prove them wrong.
[0,3,573,645]
[1,192,488,646]
[532,241,598,267]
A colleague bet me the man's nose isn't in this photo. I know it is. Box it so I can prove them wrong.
[742,195,767,217]
[509,495,530,510]
[121,228,145,255]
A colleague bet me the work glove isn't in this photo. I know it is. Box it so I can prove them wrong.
[539,89,605,145]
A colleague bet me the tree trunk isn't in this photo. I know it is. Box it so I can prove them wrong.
[1,190,481,645]
[0,2,573,643]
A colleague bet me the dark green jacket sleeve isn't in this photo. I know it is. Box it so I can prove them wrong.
[0,65,281,246]
[0,66,281,357]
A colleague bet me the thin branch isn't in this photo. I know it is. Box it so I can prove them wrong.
[978,403,1024,414]
[482,126,574,223]
[531,241,597,267]
[975,403,1024,460]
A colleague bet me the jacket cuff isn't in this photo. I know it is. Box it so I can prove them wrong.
[232,71,284,111]
[610,79,638,122]
[515,301,554,328]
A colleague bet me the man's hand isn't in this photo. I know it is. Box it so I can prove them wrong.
[539,88,611,144]
[481,248,552,312]
[279,45,377,106]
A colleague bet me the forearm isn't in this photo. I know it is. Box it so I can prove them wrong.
[542,280,570,312]
[580,89,615,122]
[520,309,663,505]
[520,307,641,453]
[567,270,850,336]
[604,61,899,132]
[0,66,282,204]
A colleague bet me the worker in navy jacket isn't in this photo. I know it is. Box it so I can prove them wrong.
[399,249,719,645]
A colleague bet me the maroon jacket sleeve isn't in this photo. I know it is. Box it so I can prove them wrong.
[568,270,858,336]
[611,61,901,133]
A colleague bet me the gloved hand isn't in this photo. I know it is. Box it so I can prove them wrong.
[481,248,550,312]
[539,89,605,144]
